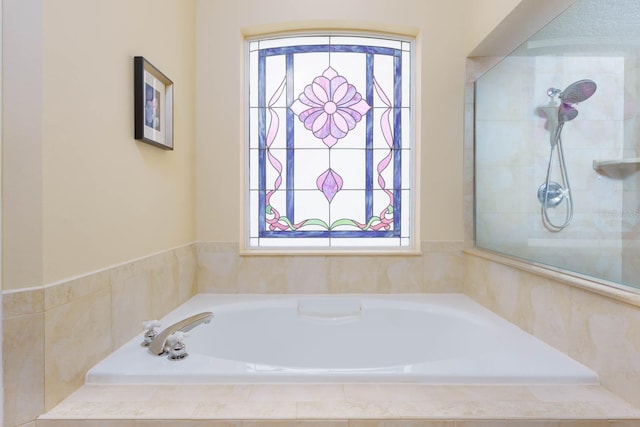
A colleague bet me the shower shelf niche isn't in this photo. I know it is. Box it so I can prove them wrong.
[592,157,640,173]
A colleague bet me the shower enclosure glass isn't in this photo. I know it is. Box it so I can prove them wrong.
[474,0,640,290]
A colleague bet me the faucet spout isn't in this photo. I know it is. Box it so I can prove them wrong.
[148,311,213,356]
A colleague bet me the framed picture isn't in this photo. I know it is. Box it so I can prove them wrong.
[134,56,174,150]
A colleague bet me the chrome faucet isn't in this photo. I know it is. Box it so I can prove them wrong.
[148,311,214,356]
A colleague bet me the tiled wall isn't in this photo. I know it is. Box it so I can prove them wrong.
[196,242,465,294]
[2,244,197,427]
[474,55,627,283]
[464,250,640,409]
[3,241,465,427]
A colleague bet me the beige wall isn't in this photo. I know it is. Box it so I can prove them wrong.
[3,0,197,289]
[196,0,472,244]
[465,0,522,54]
[3,0,44,290]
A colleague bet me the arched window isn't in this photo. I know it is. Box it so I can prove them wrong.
[246,34,414,250]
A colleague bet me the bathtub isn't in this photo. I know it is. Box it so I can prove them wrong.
[86,294,598,384]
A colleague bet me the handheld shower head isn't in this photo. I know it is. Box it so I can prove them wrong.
[558,102,578,123]
[559,79,597,104]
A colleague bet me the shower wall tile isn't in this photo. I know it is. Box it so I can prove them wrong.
[3,312,45,427]
[475,57,528,121]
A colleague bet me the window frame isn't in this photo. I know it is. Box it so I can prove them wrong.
[242,31,420,255]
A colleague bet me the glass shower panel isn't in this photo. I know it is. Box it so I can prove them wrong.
[474,0,640,290]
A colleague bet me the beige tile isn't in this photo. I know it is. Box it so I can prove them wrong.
[463,254,491,305]
[558,422,611,427]
[329,257,379,293]
[570,288,640,408]
[482,260,528,326]
[249,385,345,402]
[285,256,329,293]
[422,252,464,293]
[237,256,286,293]
[44,285,112,410]
[296,401,399,419]
[377,256,423,293]
[243,422,347,427]
[137,422,240,427]
[61,385,157,403]
[293,423,350,427]
[3,288,44,317]
[455,422,561,427]
[18,422,37,427]
[344,384,459,402]
[350,422,454,427]
[197,242,239,293]
[175,244,197,303]
[38,421,135,427]
[147,250,180,320]
[44,271,110,311]
[42,399,198,419]
[192,401,297,419]
[110,260,152,349]
[3,313,44,427]
[527,385,625,404]
[152,385,251,402]
[523,274,572,353]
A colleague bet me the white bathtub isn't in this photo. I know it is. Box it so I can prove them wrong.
[86,294,598,385]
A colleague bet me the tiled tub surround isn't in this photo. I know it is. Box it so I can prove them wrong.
[464,249,640,410]
[196,242,465,294]
[85,294,597,385]
[2,244,198,427]
[3,241,463,427]
[8,241,640,425]
[37,383,640,425]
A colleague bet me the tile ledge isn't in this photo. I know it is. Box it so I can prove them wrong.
[464,248,640,308]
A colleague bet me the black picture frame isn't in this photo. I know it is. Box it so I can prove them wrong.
[134,56,174,150]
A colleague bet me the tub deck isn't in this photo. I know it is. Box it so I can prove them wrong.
[38,383,640,426]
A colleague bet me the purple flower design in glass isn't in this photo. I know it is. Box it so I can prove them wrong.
[317,168,343,202]
[290,67,371,147]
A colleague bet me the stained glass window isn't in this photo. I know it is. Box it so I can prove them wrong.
[247,34,413,249]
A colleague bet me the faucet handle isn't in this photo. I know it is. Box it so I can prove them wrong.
[143,320,161,329]
[140,320,161,347]
[166,331,189,360]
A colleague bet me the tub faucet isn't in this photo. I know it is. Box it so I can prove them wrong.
[148,311,214,356]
